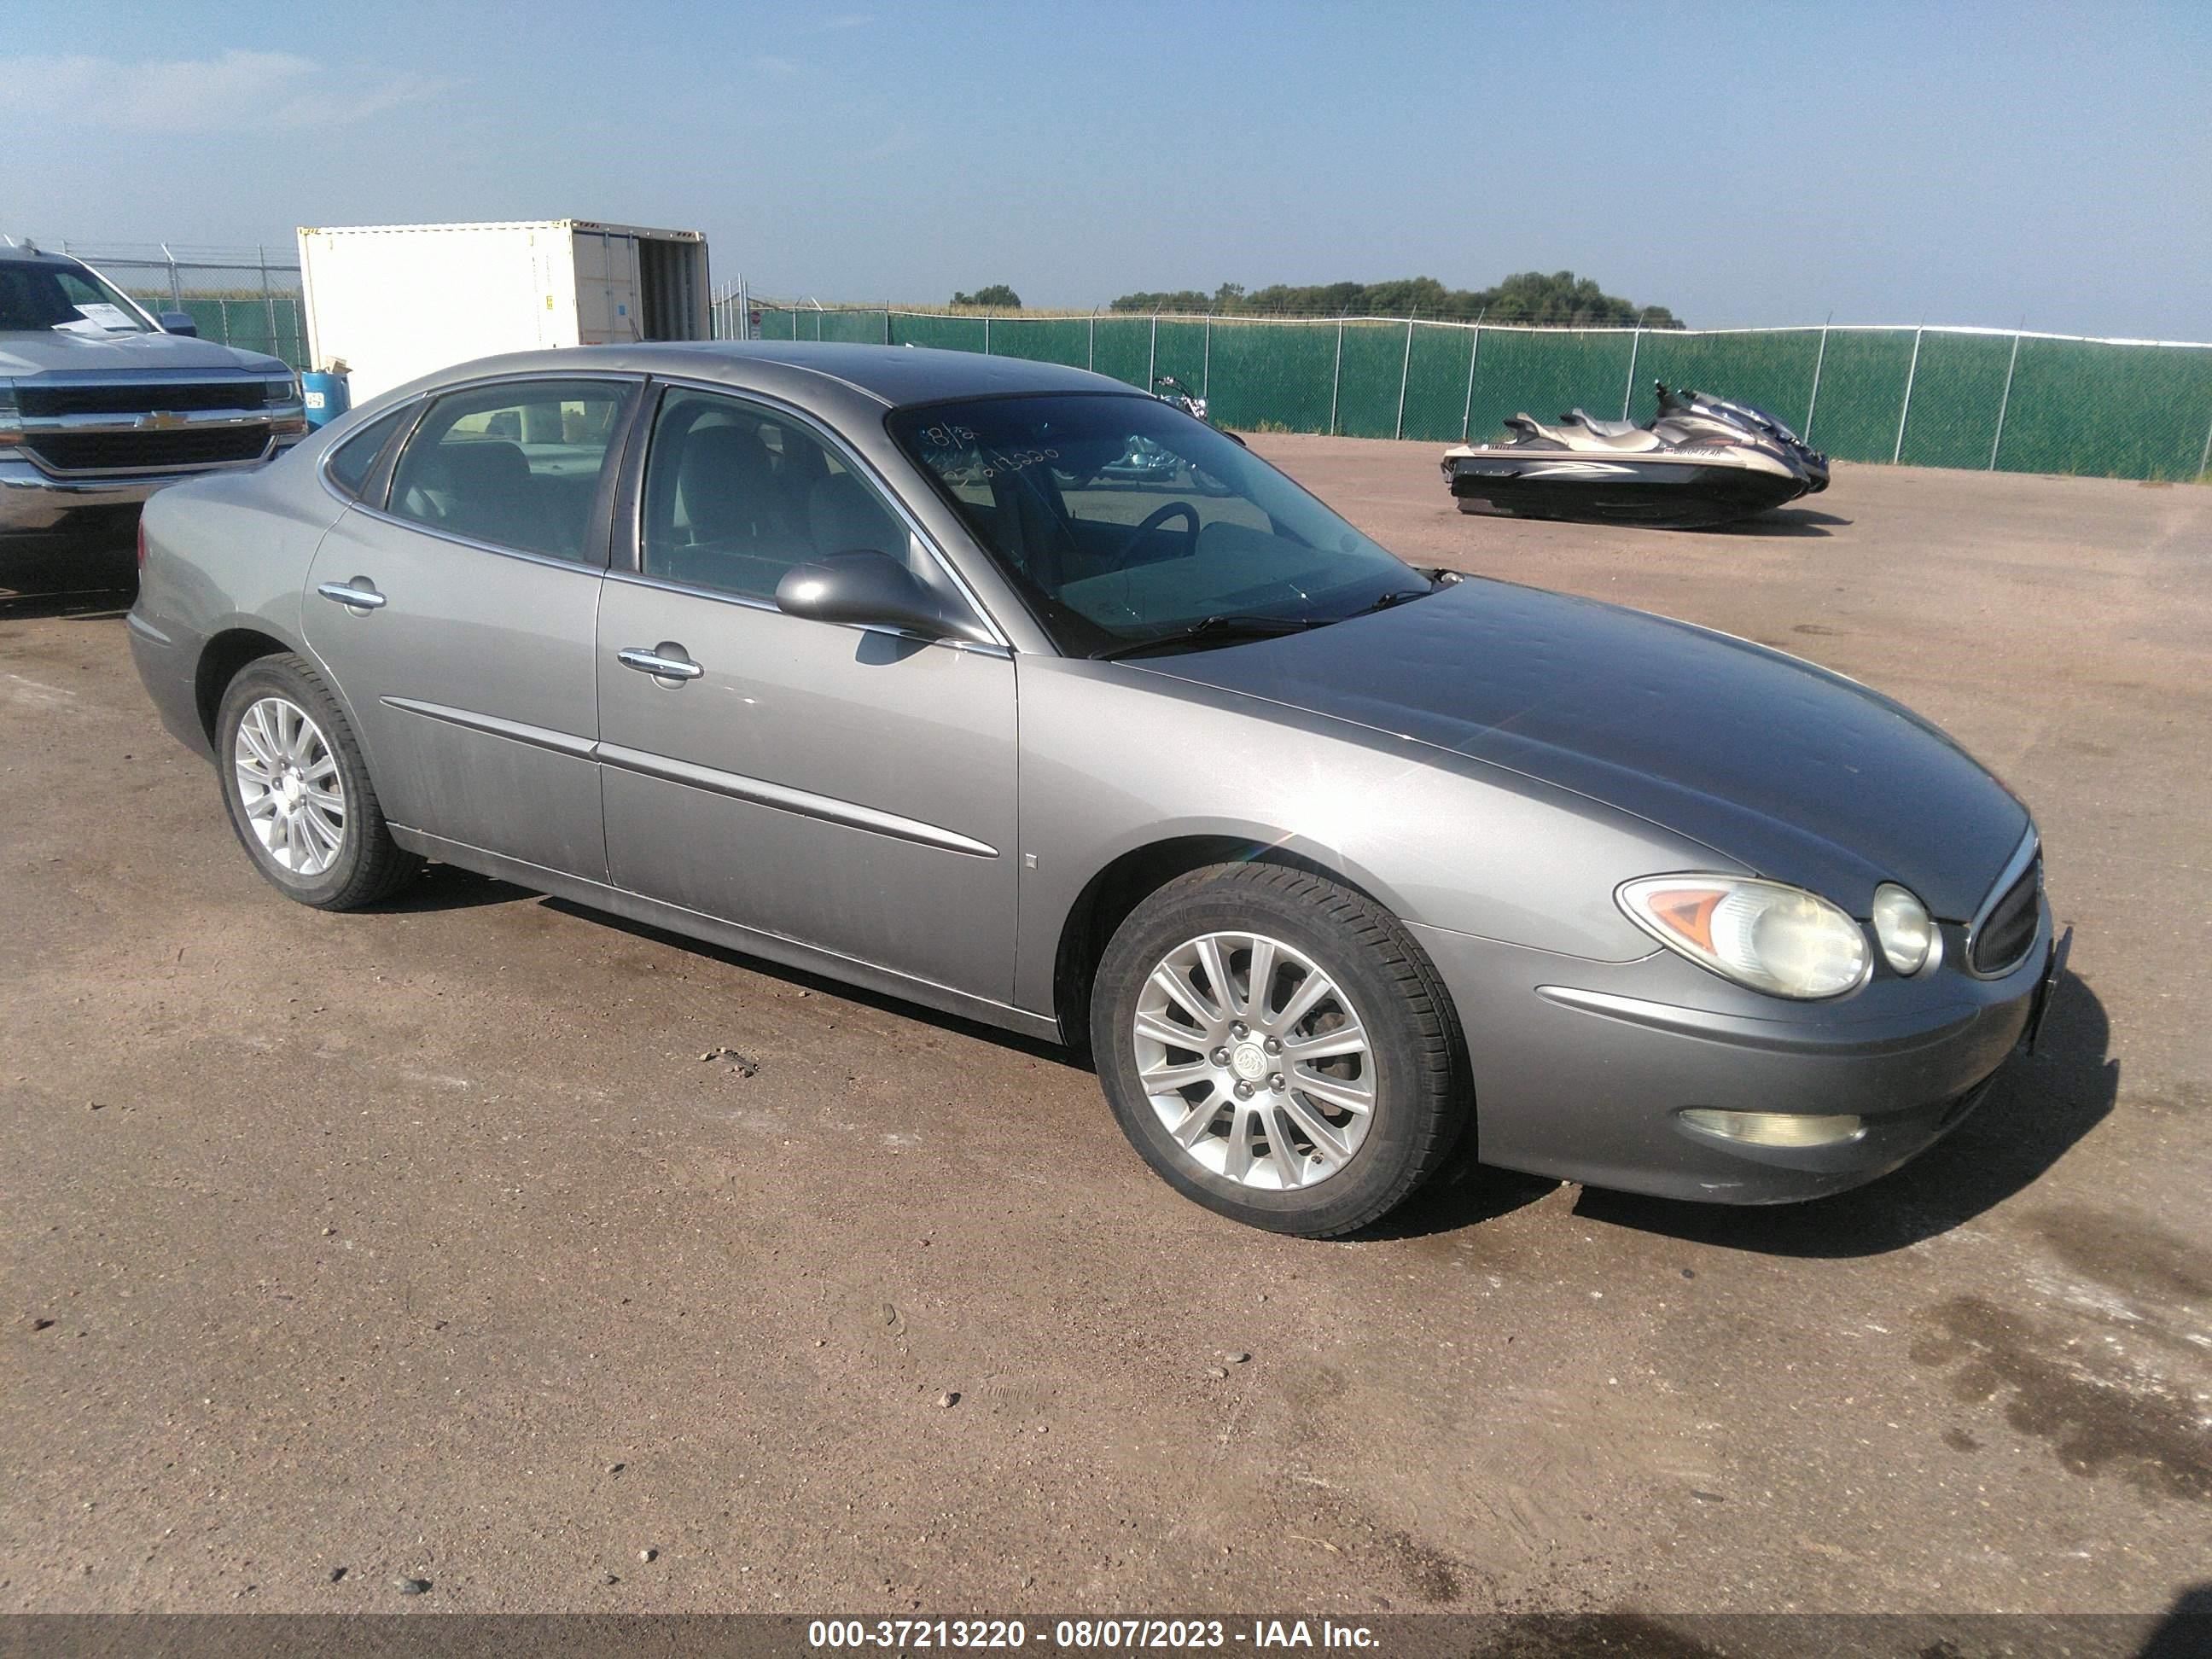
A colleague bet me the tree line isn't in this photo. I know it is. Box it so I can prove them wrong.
[1103,271,1681,327]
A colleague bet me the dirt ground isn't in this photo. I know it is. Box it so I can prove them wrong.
[2,446,2206,1622]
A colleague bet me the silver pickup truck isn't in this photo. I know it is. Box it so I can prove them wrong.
[1,243,307,537]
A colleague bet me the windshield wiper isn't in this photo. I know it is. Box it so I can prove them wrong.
[1347,585,1439,617]
[1091,614,1321,661]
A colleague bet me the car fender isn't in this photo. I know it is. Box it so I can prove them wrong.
[1012,655,1732,1016]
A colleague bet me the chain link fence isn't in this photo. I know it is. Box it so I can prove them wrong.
[731,297,2212,482]
[58,243,309,370]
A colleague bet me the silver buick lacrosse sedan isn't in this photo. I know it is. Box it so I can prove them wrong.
[129,342,2064,1235]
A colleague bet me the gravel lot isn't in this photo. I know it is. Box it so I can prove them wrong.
[2,446,2206,1621]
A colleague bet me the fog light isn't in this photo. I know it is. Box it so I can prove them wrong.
[1679,1108,1865,1147]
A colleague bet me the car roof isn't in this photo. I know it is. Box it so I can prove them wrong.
[0,247,89,270]
[393,340,1137,410]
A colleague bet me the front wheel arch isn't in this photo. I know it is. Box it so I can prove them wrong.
[1088,859,1473,1235]
[1050,835,1428,1060]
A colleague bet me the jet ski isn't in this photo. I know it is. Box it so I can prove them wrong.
[1441,381,1823,529]
[1655,382,1828,492]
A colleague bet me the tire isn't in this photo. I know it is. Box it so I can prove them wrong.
[214,653,420,911]
[1090,862,1467,1237]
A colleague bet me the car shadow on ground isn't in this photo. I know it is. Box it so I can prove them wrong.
[1,533,138,620]
[2140,1586,2212,1658]
[538,896,1083,1067]
[374,863,545,915]
[1377,969,2116,1254]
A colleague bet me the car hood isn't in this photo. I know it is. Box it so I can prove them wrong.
[0,329,286,377]
[1142,576,2028,920]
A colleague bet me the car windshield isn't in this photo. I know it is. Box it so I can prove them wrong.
[888,393,1428,656]
[0,260,154,335]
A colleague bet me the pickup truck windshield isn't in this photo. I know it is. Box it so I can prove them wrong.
[0,261,154,335]
[889,393,1424,657]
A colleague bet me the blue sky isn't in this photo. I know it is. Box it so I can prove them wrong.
[11,1,2209,336]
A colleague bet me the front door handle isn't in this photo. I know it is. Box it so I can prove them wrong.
[317,579,386,612]
[617,643,704,683]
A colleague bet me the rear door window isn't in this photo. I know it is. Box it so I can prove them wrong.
[388,380,631,562]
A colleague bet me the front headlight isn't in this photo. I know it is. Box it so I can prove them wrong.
[1619,875,1870,999]
[265,375,301,404]
[1870,882,1938,975]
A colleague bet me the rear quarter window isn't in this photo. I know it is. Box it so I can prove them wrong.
[324,407,410,501]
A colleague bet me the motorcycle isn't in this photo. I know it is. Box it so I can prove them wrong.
[1091,374,1247,490]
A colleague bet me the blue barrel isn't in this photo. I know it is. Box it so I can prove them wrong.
[300,368,352,429]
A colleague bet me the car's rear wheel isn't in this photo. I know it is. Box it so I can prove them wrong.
[1091,862,1466,1236]
[215,654,419,910]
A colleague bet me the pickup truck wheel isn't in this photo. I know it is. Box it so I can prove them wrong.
[215,654,419,910]
[1091,862,1466,1237]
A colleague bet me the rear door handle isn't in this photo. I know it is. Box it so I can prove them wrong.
[617,644,704,682]
[317,579,386,612]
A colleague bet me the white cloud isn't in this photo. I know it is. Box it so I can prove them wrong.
[0,48,451,133]
[751,54,800,78]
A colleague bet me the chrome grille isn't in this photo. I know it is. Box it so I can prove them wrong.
[18,381,276,418]
[26,427,272,473]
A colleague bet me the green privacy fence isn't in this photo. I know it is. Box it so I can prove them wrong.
[61,246,312,371]
[746,305,2212,481]
[121,293,310,370]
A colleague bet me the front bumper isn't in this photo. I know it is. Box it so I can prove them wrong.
[0,453,177,532]
[1412,898,2057,1204]
[1,442,300,534]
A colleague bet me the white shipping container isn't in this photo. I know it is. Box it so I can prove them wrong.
[296,219,711,403]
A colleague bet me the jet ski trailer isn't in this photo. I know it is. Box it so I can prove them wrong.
[1441,386,1820,529]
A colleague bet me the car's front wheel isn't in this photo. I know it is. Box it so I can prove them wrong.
[215,653,420,910]
[1091,863,1467,1236]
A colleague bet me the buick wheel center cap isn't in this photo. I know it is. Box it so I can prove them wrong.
[1230,1042,1268,1082]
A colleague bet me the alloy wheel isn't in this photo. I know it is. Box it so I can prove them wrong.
[1131,929,1377,1191]
[232,695,346,877]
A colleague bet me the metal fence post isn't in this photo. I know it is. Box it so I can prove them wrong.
[884,300,891,346]
[1087,311,1095,371]
[259,244,277,348]
[1461,325,1481,440]
[1803,325,1830,444]
[1893,326,1924,465]
[1394,314,1416,440]
[1148,316,1157,387]
[2198,402,2212,481]
[160,243,183,311]
[1989,331,2023,470]
[1329,321,1343,435]
[1202,313,1212,399]
[983,314,991,355]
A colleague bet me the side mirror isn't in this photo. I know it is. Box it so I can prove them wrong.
[157,311,199,336]
[775,550,987,644]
